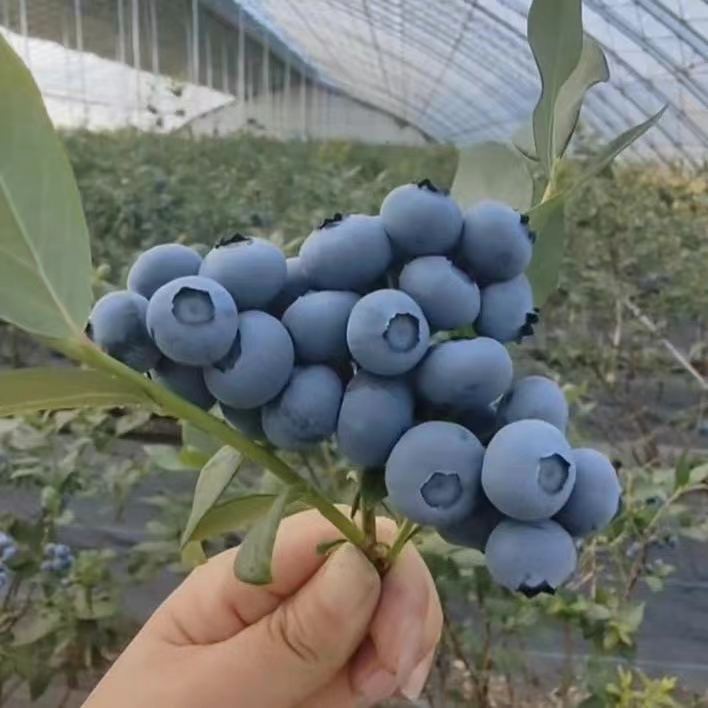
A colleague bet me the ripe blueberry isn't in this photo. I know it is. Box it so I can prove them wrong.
[261,366,343,450]
[461,201,533,283]
[347,289,430,376]
[146,275,238,366]
[337,371,414,467]
[299,214,392,291]
[127,243,202,299]
[555,449,621,537]
[385,421,484,526]
[380,180,463,256]
[283,290,359,364]
[204,310,294,409]
[482,419,576,521]
[485,519,577,595]
[415,338,513,411]
[475,274,537,343]
[497,375,568,431]
[200,234,287,310]
[89,290,161,372]
[399,256,480,331]
[151,358,215,410]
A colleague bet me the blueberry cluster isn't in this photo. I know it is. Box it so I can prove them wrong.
[41,543,74,574]
[89,180,622,595]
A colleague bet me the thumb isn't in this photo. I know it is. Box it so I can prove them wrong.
[206,543,382,707]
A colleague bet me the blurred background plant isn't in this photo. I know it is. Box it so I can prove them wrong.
[0,130,706,706]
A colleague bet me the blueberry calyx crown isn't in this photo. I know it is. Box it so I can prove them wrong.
[319,213,344,229]
[518,581,555,598]
[527,230,537,244]
[520,213,530,224]
[516,310,540,342]
[215,231,251,248]
[416,178,449,196]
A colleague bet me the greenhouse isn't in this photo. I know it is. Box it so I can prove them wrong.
[0,1,707,707]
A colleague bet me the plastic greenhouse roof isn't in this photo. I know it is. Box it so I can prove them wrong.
[234,0,708,165]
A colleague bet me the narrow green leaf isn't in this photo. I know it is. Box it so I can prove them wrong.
[451,141,533,211]
[0,36,92,338]
[190,493,279,542]
[528,0,583,174]
[181,421,222,458]
[12,610,61,646]
[525,195,566,306]
[180,446,243,547]
[571,107,667,193]
[515,34,609,160]
[235,488,291,585]
[0,367,150,416]
[674,451,691,490]
[316,538,346,556]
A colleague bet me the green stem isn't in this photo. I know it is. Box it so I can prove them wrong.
[52,336,366,548]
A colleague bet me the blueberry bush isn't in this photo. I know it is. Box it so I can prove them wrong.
[1,0,707,705]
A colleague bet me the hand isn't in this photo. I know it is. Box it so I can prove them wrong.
[85,509,443,708]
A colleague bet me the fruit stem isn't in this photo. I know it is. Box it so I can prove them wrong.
[49,336,367,549]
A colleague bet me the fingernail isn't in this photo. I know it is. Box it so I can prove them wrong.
[401,646,436,700]
[396,624,423,684]
[356,667,399,706]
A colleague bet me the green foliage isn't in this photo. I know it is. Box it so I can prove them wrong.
[0,35,92,339]
[180,446,242,547]
[234,489,293,585]
[451,141,533,211]
[0,367,150,417]
[527,0,584,173]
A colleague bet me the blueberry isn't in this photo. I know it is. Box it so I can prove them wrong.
[482,420,576,521]
[204,311,294,409]
[461,201,533,283]
[380,180,463,256]
[127,244,202,299]
[268,257,311,316]
[0,566,9,589]
[475,275,537,343]
[262,366,343,450]
[385,421,484,526]
[347,289,430,376]
[498,375,568,431]
[151,359,215,410]
[437,492,504,551]
[299,214,392,291]
[337,371,414,467]
[415,338,513,411]
[146,275,238,366]
[399,256,480,331]
[555,449,621,537]
[200,234,287,310]
[88,291,160,372]
[221,404,265,442]
[485,519,577,595]
[283,291,359,364]
[0,544,17,563]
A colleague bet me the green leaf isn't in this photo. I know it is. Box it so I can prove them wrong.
[451,141,533,211]
[674,451,691,490]
[0,367,150,416]
[181,540,207,569]
[528,0,584,173]
[12,609,61,646]
[571,107,667,193]
[181,421,222,458]
[235,488,291,585]
[190,493,280,541]
[689,463,708,485]
[525,195,566,306]
[144,444,196,472]
[316,538,346,556]
[514,34,609,160]
[180,446,243,547]
[0,36,92,338]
